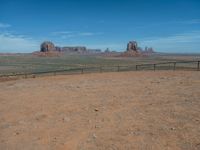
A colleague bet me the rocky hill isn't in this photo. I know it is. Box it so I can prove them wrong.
[120,41,155,57]
[33,41,154,57]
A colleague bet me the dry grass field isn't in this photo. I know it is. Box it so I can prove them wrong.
[0,71,200,150]
[0,54,200,75]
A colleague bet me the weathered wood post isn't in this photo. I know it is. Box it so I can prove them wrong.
[117,65,120,72]
[198,61,200,71]
[136,65,138,71]
[153,64,156,71]
[173,62,176,71]
[81,68,84,74]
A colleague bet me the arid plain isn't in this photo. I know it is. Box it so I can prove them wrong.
[0,71,200,150]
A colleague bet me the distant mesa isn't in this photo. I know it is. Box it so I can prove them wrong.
[120,41,155,57]
[61,46,87,53]
[40,41,56,52]
[144,47,154,54]
[34,40,155,57]
[105,48,110,53]
[38,41,101,55]
[32,41,59,57]
[87,49,102,54]
[127,41,138,51]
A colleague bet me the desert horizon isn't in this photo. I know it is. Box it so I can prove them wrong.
[1,0,200,150]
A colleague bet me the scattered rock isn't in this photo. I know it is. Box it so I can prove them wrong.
[63,117,70,122]
[196,143,200,147]
[92,133,97,139]
[170,127,176,130]
[35,114,47,121]
[94,108,99,112]
[1,124,10,129]
[151,81,160,84]
[18,120,26,125]
[95,125,101,128]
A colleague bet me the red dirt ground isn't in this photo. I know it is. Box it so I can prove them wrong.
[0,71,200,150]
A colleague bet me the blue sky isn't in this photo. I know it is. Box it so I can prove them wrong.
[0,0,200,53]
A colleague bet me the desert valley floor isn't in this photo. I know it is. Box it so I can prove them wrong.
[0,71,200,150]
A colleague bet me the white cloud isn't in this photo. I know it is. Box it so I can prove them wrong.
[79,32,95,36]
[139,31,200,53]
[180,19,200,24]
[52,31,103,39]
[0,32,39,53]
[136,19,200,29]
[78,32,103,36]
[52,31,73,35]
[0,23,11,28]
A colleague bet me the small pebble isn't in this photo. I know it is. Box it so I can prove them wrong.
[170,127,176,130]
[92,133,97,139]
[63,117,70,122]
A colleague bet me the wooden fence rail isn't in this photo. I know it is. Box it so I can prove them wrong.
[0,60,199,78]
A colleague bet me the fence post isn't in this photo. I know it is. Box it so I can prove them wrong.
[153,64,156,71]
[173,62,176,71]
[136,65,138,71]
[197,61,200,71]
[81,68,84,74]
[32,74,36,78]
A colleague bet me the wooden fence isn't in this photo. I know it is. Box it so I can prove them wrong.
[0,60,199,78]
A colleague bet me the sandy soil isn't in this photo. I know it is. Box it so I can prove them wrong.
[0,71,200,150]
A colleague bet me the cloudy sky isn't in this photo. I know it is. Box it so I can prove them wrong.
[0,0,200,53]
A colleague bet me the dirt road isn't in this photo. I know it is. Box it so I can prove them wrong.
[0,71,200,150]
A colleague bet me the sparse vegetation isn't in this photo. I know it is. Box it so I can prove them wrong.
[0,53,200,75]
